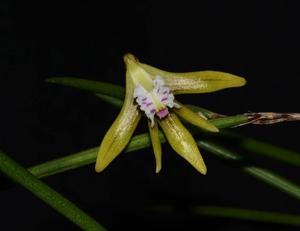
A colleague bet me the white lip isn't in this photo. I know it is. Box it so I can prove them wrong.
[134,76,176,127]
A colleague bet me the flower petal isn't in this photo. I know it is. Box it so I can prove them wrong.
[174,101,219,132]
[140,63,246,95]
[148,121,162,173]
[95,69,141,172]
[158,113,207,174]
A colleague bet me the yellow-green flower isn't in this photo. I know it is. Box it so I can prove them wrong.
[95,54,246,174]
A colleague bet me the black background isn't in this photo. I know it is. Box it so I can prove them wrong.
[1,1,300,230]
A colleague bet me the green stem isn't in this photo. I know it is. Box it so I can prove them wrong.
[198,141,300,200]
[192,206,300,226]
[209,115,248,128]
[0,151,107,231]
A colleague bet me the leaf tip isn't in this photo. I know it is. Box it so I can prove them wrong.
[45,78,57,83]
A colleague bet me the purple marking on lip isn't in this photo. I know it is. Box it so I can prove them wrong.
[150,109,156,113]
[156,108,169,119]
[146,103,153,107]
[161,97,168,101]
[142,98,147,101]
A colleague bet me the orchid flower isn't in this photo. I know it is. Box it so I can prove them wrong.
[95,54,246,174]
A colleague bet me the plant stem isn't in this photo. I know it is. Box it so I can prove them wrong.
[209,115,248,128]
[0,151,107,231]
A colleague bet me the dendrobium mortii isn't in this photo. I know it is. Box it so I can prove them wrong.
[95,54,246,174]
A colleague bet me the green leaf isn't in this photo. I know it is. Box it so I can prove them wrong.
[0,150,107,231]
[198,141,300,201]
[28,133,300,201]
[192,206,300,226]
[148,205,300,226]
[46,77,125,99]
[28,133,156,178]
[96,94,124,108]
[221,131,300,168]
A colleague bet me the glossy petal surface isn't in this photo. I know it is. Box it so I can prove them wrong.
[148,121,162,173]
[158,113,207,174]
[140,63,246,94]
[95,70,141,172]
[174,101,219,132]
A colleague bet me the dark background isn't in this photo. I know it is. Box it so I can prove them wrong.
[1,1,300,230]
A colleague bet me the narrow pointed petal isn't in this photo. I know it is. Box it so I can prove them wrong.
[95,72,141,172]
[174,101,219,132]
[140,63,246,95]
[148,121,162,173]
[158,113,207,174]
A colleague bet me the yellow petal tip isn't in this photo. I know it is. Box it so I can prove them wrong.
[199,165,207,175]
[95,160,105,173]
[192,157,207,175]
[123,53,139,65]
[155,165,162,174]
[95,152,109,173]
[210,125,219,133]
[237,77,247,87]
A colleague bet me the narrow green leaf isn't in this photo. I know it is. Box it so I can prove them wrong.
[46,77,125,99]
[148,204,300,226]
[28,133,159,178]
[221,131,300,168]
[0,151,107,231]
[198,141,300,201]
[96,94,124,108]
[192,206,300,226]
[28,133,300,201]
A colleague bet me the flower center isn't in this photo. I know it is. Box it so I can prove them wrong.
[134,76,177,126]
